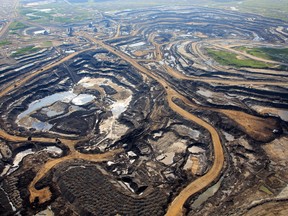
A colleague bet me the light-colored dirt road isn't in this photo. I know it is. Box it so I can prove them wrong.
[165,93,224,216]
[0,129,56,143]
[28,147,123,204]
[189,40,288,78]
[0,125,123,204]
[0,47,97,98]
[0,44,125,204]
[114,24,121,38]
[82,32,286,215]
[0,21,12,39]
[0,0,19,38]
[212,43,288,67]
[81,32,224,216]
[164,64,288,86]
[147,33,162,61]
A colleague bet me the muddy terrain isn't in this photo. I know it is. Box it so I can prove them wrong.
[0,3,288,216]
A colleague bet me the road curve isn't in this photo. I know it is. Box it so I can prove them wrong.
[163,64,288,86]
[212,43,288,66]
[81,32,225,216]
[165,94,224,216]
[0,44,124,204]
[28,147,123,204]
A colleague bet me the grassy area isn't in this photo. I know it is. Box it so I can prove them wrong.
[259,184,273,195]
[236,0,288,21]
[9,31,21,36]
[237,47,288,64]
[72,0,288,21]
[9,21,28,31]
[206,48,274,69]
[42,41,53,47]
[53,17,71,23]
[11,46,41,57]
[85,0,198,11]
[19,0,288,22]
[197,0,288,21]
[0,40,11,46]
[20,2,93,24]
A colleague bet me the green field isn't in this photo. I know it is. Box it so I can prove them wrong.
[237,47,288,64]
[42,41,53,47]
[75,0,288,21]
[20,2,93,24]
[235,0,288,21]
[9,21,28,31]
[196,0,288,21]
[0,40,11,46]
[206,48,274,69]
[259,184,273,195]
[19,0,288,23]
[11,46,41,57]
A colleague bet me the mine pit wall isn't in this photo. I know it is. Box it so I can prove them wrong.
[0,68,72,136]
[0,47,156,142]
[0,49,59,90]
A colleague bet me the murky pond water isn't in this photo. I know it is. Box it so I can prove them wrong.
[192,177,223,208]
[16,90,96,131]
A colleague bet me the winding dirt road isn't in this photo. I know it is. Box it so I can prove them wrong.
[211,43,288,67]
[81,32,225,216]
[0,45,126,204]
[81,32,288,215]
[163,64,288,86]
[28,147,123,204]
[0,14,285,213]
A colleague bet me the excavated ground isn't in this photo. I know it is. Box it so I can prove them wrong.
[1,5,288,216]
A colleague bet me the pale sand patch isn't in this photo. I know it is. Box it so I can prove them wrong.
[262,136,288,168]
[168,139,187,153]
[78,77,132,100]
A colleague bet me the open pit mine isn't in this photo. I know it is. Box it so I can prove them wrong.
[0,1,288,216]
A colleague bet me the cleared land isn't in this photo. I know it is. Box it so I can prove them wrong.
[237,47,288,64]
[1,2,288,216]
[206,48,275,69]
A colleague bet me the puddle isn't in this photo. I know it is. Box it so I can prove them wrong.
[31,121,53,131]
[72,94,96,105]
[192,177,223,208]
[129,42,146,47]
[17,91,77,121]
[46,110,64,117]
[16,90,96,131]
